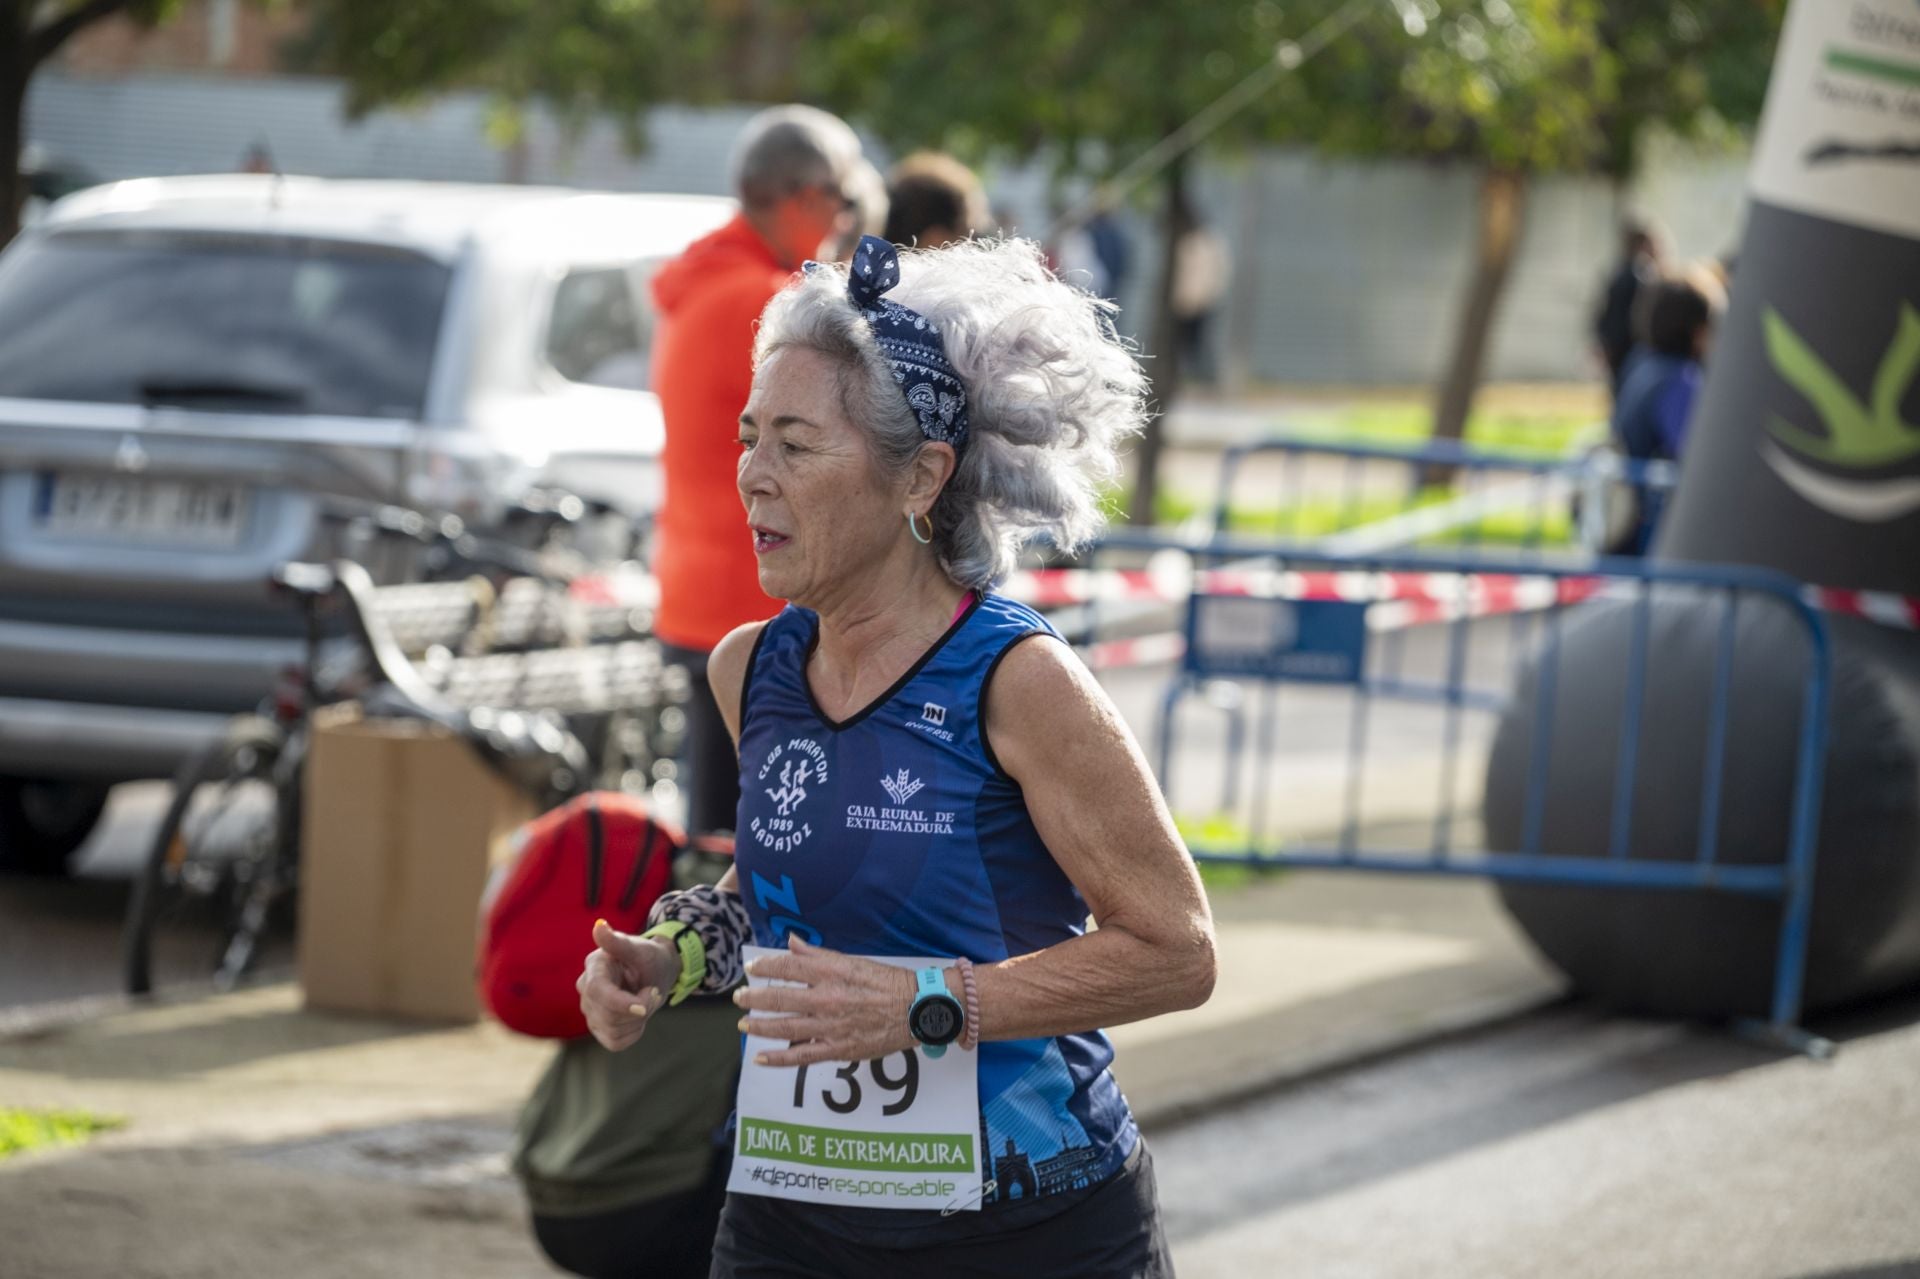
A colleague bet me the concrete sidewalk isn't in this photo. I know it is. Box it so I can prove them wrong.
[0,872,1562,1279]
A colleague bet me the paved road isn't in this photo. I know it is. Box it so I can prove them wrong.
[0,784,154,1013]
[1154,998,1920,1279]
[0,783,292,1021]
[1095,611,1524,847]
[15,782,1917,1279]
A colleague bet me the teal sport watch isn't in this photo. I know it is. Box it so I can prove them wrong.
[907,965,964,1058]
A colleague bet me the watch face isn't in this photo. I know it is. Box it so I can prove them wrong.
[911,995,962,1046]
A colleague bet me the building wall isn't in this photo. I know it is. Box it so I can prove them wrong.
[55,0,310,77]
[28,72,506,182]
[22,70,1752,386]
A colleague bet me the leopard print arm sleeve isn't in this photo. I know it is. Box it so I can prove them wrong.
[647,884,752,994]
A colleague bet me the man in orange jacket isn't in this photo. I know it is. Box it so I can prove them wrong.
[650,105,872,836]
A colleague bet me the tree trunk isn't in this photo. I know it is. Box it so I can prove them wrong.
[1127,151,1187,527]
[0,7,28,251]
[1425,168,1528,486]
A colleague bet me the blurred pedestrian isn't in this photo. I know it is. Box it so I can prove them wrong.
[1593,217,1667,396]
[1607,264,1726,552]
[1170,190,1229,385]
[1084,197,1132,309]
[649,104,868,838]
[882,151,987,250]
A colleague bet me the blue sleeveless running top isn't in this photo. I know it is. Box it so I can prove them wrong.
[733,593,1139,1207]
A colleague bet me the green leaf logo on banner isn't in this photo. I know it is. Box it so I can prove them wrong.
[1763,303,1920,467]
[1760,302,1920,522]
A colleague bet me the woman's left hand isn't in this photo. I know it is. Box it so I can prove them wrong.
[733,936,921,1067]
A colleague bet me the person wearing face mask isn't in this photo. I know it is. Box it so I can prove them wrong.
[650,104,871,841]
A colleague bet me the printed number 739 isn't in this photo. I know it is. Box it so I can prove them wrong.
[792,1053,920,1116]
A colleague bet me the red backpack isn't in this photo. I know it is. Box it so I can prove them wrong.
[478,791,680,1039]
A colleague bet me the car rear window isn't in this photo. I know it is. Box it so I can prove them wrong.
[0,229,451,418]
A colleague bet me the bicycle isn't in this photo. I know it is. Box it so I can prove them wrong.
[120,506,675,996]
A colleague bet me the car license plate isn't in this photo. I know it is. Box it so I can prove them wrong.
[37,473,247,546]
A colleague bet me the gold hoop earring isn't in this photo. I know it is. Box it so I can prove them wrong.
[906,510,932,545]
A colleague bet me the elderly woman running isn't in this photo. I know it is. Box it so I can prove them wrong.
[580,234,1216,1277]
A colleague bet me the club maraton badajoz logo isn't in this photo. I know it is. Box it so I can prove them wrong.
[751,737,827,853]
[1762,300,1920,521]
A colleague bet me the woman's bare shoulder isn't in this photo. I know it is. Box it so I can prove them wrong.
[708,619,772,743]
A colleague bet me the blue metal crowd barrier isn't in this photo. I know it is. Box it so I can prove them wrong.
[1079,528,1832,1055]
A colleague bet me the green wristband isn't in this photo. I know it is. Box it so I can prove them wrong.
[641,921,707,1006]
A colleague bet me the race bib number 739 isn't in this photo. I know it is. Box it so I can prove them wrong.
[728,946,983,1212]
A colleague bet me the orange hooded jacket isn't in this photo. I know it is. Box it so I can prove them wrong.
[649,214,794,651]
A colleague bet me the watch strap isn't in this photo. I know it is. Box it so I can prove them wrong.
[641,920,707,1006]
[910,965,958,1058]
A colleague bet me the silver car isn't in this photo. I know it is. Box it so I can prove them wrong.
[0,176,732,871]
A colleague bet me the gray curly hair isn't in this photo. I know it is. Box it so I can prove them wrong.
[751,238,1148,590]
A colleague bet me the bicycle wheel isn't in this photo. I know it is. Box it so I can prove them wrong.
[122,717,288,996]
[214,728,305,992]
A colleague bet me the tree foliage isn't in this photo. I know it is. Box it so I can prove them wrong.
[1278,0,1612,173]
[791,1,1783,186]
[788,2,1278,170]
[294,0,764,144]
[1273,0,1783,176]
[1596,0,1784,178]
[289,0,1787,504]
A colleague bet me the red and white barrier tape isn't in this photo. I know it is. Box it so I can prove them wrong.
[1013,565,1920,633]
[1072,586,1587,671]
[1008,565,1605,611]
[1080,632,1188,671]
[1036,568,1920,671]
[1805,587,1920,630]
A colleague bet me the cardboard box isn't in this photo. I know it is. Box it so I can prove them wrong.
[298,706,539,1022]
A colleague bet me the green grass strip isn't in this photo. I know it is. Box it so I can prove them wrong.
[1293,405,1592,455]
[1178,815,1289,893]
[0,1108,124,1161]
[1157,489,1575,547]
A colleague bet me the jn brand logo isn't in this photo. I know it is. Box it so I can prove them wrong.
[880,768,925,805]
[921,702,947,726]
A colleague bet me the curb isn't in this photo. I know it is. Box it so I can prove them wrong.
[0,991,145,1043]
[0,970,249,1045]
[1127,986,1571,1132]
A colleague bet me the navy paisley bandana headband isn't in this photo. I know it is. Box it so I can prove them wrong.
[804,234,970,451]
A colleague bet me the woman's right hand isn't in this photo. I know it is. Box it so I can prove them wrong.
[577,920,682,1051]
